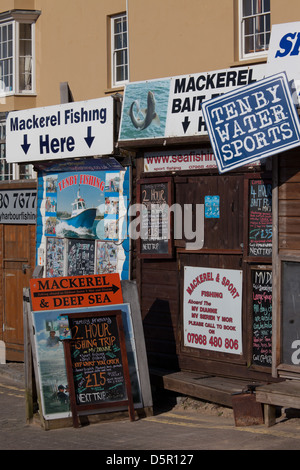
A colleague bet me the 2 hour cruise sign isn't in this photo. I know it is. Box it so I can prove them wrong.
[201,72,300,173]
[6,97,114,163]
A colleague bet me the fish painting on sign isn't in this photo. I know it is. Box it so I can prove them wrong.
[119,79,170,140]
[128,91,160,130]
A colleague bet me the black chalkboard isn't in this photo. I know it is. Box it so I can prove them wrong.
[252,269,272,367]
[137,177,173,258]
[248,179,272,257]
[67,239,95,275]
[63,310,134,426]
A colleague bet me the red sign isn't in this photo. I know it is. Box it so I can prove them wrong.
[30,274,123,311]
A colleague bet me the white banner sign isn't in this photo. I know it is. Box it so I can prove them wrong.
[144,149,217,172]
[267,22,300,104]
[6,97,114,163]
[183,267,243,354]
[0,189,36,224]
[119,65,266,141]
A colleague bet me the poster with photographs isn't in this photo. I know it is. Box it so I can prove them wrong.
[67,239,95,276]
[44,175,58,237]
[37,164,130,279]
[96,241,118,274]
[46,237,65,278]
[31,309,71,420]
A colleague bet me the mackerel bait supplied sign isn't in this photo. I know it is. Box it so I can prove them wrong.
[119,65,265,141]
[202,72,300,173]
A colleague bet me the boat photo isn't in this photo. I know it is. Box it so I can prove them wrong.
[60,188,97,230]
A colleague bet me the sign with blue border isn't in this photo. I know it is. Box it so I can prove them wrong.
[202,72,300,173]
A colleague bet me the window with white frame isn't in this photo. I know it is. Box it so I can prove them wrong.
[0,11,39,95]
[0,118,12,180]
[111,13,129,87]
[240,0,270,60]
[0,116,36,181]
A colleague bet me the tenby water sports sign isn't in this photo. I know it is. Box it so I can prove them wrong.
[6,97,114,163]
[201,72,300,173]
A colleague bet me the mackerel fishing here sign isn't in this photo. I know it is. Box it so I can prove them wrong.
[6,97,114,163]
[201,72,300,173]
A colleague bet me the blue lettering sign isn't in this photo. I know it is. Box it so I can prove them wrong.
[275,32,300,58]
[40,134,75,154]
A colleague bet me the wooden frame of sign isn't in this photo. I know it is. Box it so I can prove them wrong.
[243,173,272,263]
[137,177,173,258]
[63,309,135,427]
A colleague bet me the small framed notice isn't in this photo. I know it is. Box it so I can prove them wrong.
[137,177,173,258]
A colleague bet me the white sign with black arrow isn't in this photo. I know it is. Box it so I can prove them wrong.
[6,96,114,163]
[119,65,266,142]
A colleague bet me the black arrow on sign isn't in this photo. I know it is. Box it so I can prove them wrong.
[84,126,95,148]
[182,116,190,133]
[21,135,31,154]
[32,284,120,297]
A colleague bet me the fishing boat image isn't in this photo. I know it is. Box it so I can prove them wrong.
[61,188,97,229]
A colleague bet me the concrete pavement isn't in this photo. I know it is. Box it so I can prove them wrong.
[1,362,300,452]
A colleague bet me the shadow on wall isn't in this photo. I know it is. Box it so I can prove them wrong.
[143,298,179,371]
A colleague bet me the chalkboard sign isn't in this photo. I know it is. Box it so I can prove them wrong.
[252,269,272,367]
[63,310,134,427]
[137,177,173,258]
[248,179,272,257]
[67,239,95,275]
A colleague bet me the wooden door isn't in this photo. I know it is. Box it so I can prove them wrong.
[176,174,246,374]
[3,225,34,361]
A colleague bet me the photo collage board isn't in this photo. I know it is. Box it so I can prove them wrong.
[36,159,130,280]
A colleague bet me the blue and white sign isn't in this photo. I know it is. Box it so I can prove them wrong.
[202,72,300,174]
[266,22,300,104]
[6,97,114,163]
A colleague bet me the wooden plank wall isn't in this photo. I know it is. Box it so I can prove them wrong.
[135,157,274,382]
[278,150,300,254]
[140,259,180,370]
[0,181,37,360]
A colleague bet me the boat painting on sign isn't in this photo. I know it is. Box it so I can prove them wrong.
[60,187,97,230]
[56,173,106,239]
[42,170,123,240]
